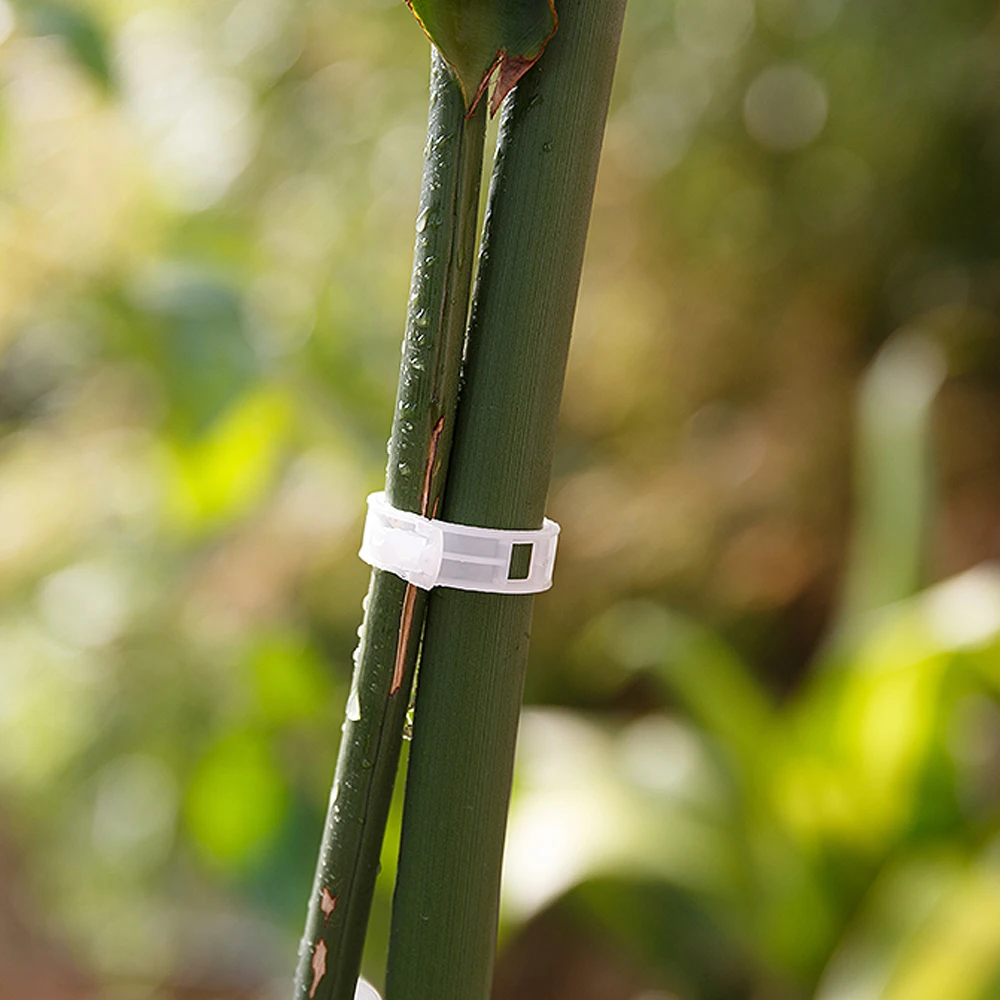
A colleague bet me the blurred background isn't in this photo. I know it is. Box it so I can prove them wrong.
[2,0,1000,997]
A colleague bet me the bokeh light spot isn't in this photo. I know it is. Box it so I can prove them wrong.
[185,733,287,867]
[759,0,845,39]
[0,0,14,45]
[675,0,755,57]
[37,560,129,649]
[744,65,828,151]
[92,754,178,868]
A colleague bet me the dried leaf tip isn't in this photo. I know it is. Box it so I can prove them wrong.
[404,0,558,116]
[492,51,540,116]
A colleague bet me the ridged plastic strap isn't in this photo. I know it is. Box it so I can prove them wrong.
[359,491,560,594]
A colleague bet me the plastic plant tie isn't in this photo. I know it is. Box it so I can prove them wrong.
[359,491,560,594]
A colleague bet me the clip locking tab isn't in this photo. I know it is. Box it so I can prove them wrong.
[359,491,560,594]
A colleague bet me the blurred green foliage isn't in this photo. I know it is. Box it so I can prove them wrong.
[1,0,1000,998]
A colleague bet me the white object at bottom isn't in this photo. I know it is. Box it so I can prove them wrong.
[359,491,560,594]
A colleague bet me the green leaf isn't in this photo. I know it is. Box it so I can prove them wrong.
[17,0,114,91]
[405,0,558,113]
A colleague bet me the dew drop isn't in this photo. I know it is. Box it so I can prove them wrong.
[397,463,412,476]
[416,207,431,233]
[346,687,362,722]
[542,142,554,153]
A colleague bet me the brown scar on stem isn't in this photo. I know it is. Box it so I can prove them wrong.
[320,886,337,921]
[391,584,418,696]
[419,415,445,517]
[391,415,446,697]
[309,939,328,999]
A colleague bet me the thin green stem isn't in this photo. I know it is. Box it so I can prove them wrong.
[384,1,627,997]
[293,51,485,1000]
[839,332,945,624]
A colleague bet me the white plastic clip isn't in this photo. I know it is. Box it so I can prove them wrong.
[359,491,560,594]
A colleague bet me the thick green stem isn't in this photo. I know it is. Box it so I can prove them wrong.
[384,2,627,997]
[293,52,485,1000]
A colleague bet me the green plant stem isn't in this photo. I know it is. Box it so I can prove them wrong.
[293,51,485,1000]
[384,1,627,997]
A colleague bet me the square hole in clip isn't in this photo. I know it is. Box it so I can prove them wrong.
[508,543,534,581]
